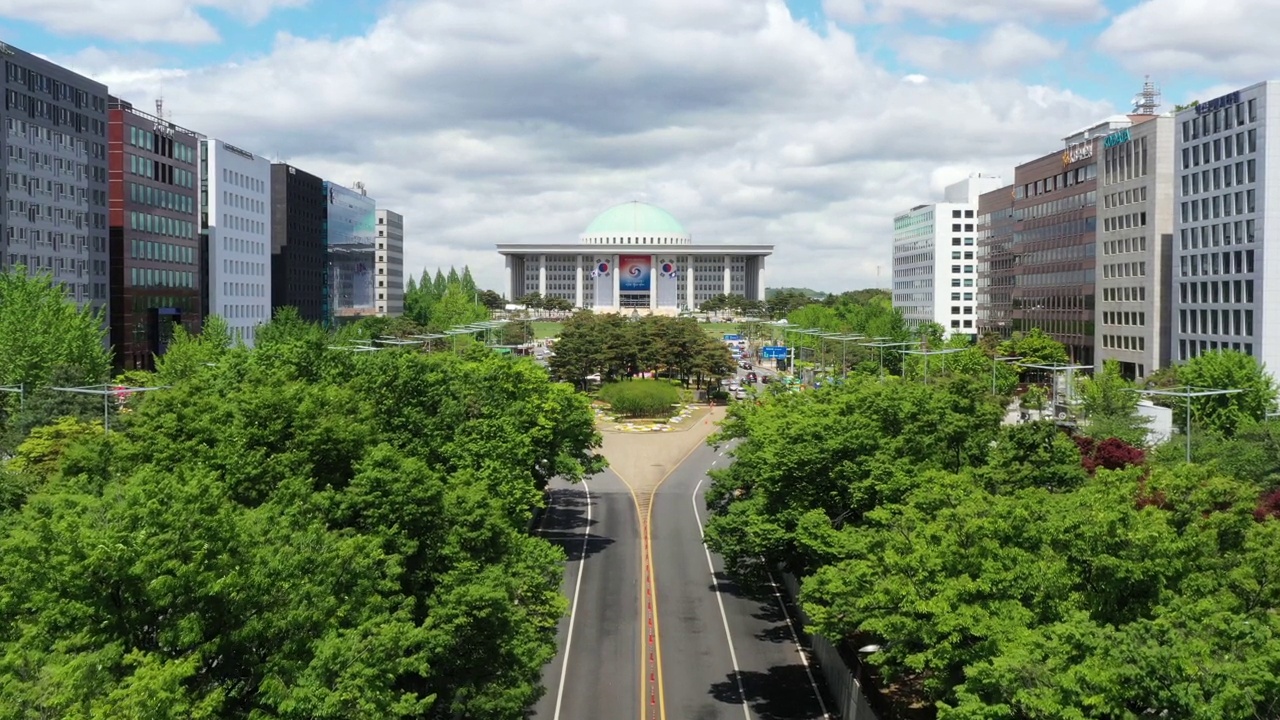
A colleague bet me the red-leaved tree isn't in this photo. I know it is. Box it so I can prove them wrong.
[1074,435,1146,475]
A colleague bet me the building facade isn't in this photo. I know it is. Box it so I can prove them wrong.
[324,181,377,323]
[496,201,771,313]
[375,209,403,316]
[201,138,272,346]
[2,42,110,312]
[976,184,1016,337]
[1005,120,1121,366]
[107,98,202,370]
[1095,114,1176,380]
[269,163,326,322]
[892,174,1003,338]
[1171,83,1280,376]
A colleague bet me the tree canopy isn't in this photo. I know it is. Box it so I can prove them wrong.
[703,373,1280,718]
[548,312,734,388]
[403,266,490,331]
[0,320,604,718]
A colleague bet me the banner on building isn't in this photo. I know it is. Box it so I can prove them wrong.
[656,257,678,308]
[619,255,652,292]
[592,258,614,308]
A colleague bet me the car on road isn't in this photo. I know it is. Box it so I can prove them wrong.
[740,361,753,370]
[734,389,747,400]
[745,371,758,383]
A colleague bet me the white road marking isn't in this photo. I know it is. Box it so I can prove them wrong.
[693,477,753,720]
[551,480,591,720]
[763,567,832,719]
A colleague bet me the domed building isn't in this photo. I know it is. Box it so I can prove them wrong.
[497,201,772,314]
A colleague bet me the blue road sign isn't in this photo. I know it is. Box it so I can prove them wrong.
[723,334,743,341]
[762,346,788,359]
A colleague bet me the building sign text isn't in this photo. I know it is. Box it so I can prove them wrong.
[1103,129,1131,149]
[1197,91,1241,115]
[1062,141,1094,166]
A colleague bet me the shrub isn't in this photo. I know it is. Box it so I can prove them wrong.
[599,380,680,418]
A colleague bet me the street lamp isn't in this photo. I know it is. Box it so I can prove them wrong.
[48,383,167,433]
[860,340,915,381]
[1135,386,1245,464]
[898,347,964,384]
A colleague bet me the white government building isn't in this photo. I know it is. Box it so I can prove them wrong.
[497,201,772,314]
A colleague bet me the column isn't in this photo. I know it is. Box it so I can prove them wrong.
[649,254,658,311]
[613,254,621,311]
[575,255,584,308]
[723,254,732,296]
[504,255,512,300]
[686,255,695,311]
[757,256,767,301]
[538,254,547,297]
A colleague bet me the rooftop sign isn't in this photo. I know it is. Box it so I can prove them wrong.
[221,141,255,160]
[1197,91,1241,115]
[1062,141,1094,166]
[1103,129,1131,149]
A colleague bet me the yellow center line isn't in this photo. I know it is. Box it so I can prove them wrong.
[614,435,710,720]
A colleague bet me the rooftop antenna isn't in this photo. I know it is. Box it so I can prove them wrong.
[1132,76,1160,115]
[155,95,164,120]
[353,180,367,196]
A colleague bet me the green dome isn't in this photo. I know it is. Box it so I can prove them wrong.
[583,201,686,236]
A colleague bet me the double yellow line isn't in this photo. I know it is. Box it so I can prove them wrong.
[615,438,708,720]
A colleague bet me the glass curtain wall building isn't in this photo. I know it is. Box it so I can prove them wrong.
[324,181,377,324]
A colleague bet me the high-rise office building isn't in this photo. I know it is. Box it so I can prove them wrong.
[269,163,326,322]
[374,209,403,316]
[201,138,272,346]
[891,174,1004,338]
[976,184,1015,337]
[1096,113,1176,381]
[324,181,377,323]
[1171,83,1280,376]
[1004,119,1122,366]
[107,98,202,370]
[2,42,110,312]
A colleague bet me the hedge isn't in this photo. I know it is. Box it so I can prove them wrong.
[598,380,680,418]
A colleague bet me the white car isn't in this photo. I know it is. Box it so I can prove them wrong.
[735,389,747,400]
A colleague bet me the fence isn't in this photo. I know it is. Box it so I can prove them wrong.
[779,570,880,720]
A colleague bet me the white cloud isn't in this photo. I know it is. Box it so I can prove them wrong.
[0,0,307,44]
[867,0,1105,23]
[897,22,1065,75]
[822,0,866,24]
[54,0,1112,293]
[1098,0,1280,81]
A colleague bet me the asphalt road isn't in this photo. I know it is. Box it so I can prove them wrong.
[532,362,829,720]
[651,440,832,720]
[529,469,641,720]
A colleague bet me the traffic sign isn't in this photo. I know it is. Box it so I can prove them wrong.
[762,346,788,359]
[723,334,743,341]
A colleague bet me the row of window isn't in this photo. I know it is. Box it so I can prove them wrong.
[1180,279,1254,305]
[950,209,975,218]
[1179,308,1254,337]
[1102,135,1149,185]
[127,125,195,164]
[1103,186,1147,209]
[1101,286,1146,302]
[1020,269,1094,287]
[949,265,975,274]
[1016,166,1094,200]
[949,237,976,246]
[950,251,975,260]
[4,88,105,137]
[1102,211,1147,233]
[1183,98,1255,143]
[1179,249,1255,277]
[130,181,194,214]
[950,306,974,315]
[1020,242,1094,267]
[949,319,974,330]
[1182,219,1256,251]
[130,238,195,265]
[130,266,195,289]
[128,152,194,188]
[1101,261,1147,279]
[1182,188,1257,224]
[129,210,195,240]
[1101,311,1146,327]
[1101,334,1146,351]
[1103,236,1147,256]
[1179,339,1253,362]
[1183,130,1256,174]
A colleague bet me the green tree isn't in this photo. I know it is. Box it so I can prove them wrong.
[0,341,602,718]
[1078,360,1151,445]
[0,267,111,409]
[998,328,1069,367]
[1177,350,1279,437]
